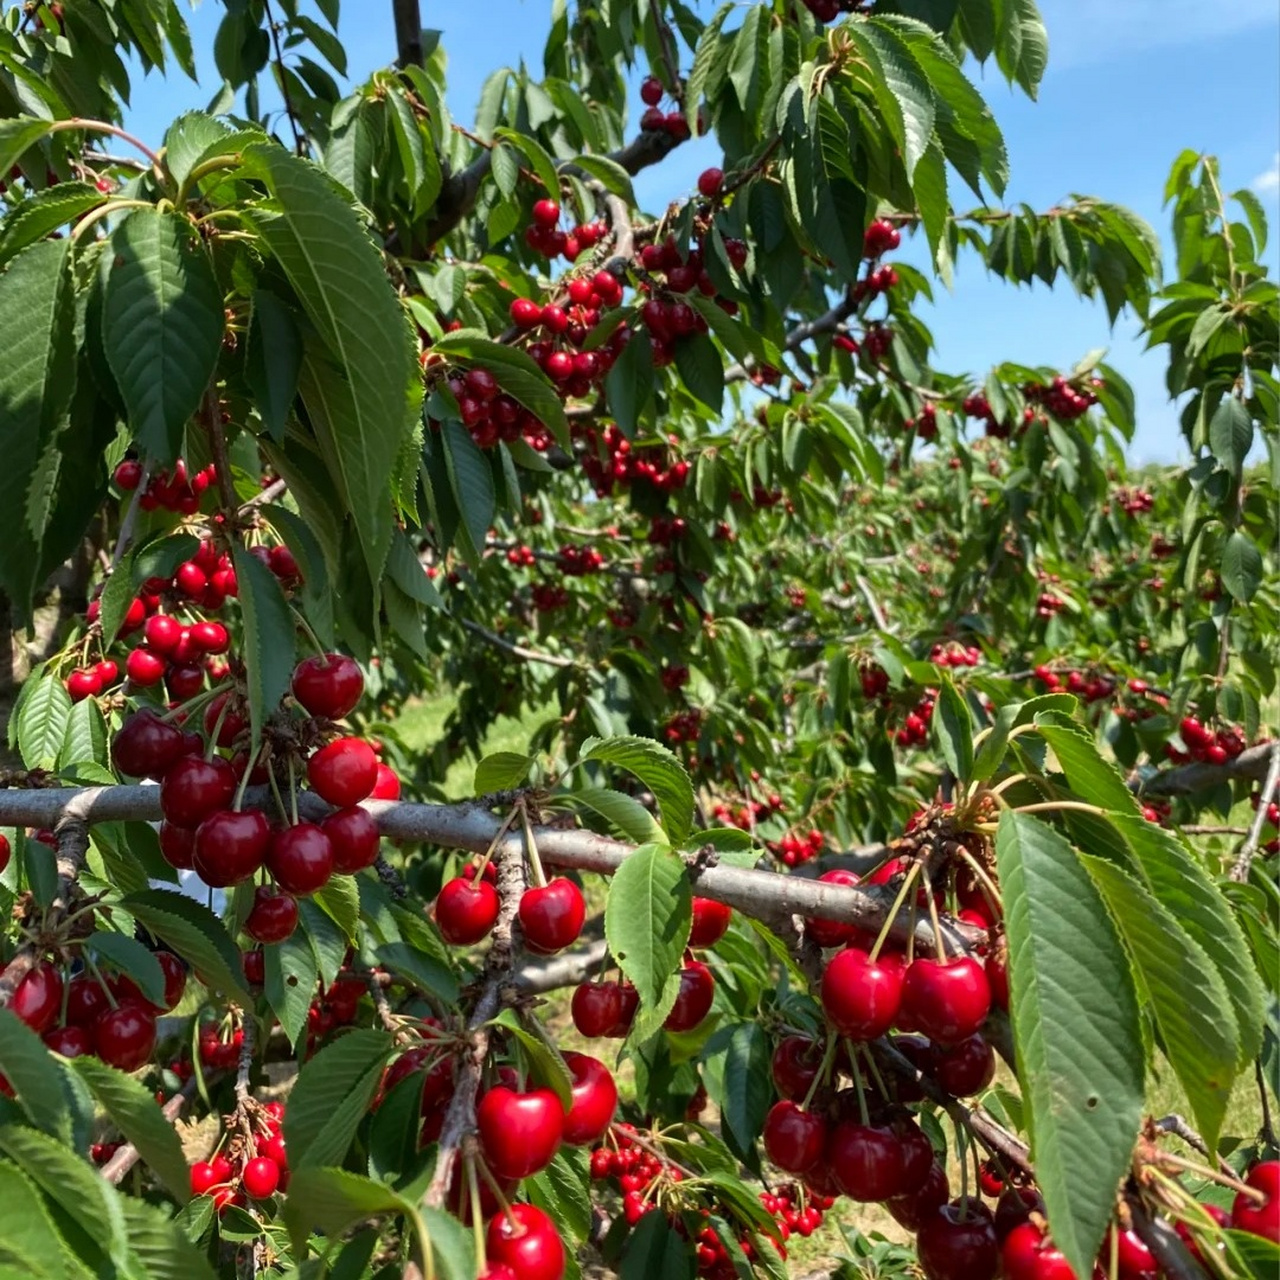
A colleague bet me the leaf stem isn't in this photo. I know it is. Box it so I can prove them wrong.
[1012,801,1106,818]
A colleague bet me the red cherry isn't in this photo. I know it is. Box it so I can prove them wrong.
[371,762,400,799]
[664,961,715,1032]
[561,1051,618,1146]
[112,709,185,778]
[95,1003,157,1071]
[12,962,63,1033]
[806,869,863,947]
[159,755,237,829]
[126,646,167,686]
[307,737,378,807]
[193,809,271,887]
[697,167,724,198]
[510,297,542,328]
[771,1035,823,1101]
[95,659,119,687]
[570,981,623,1038]
[242,950,266,986]
[762,1101,825,1174]
[242,1156,280,1199]
[917,1201,1000,1280]
[1233,1161,1280,1243]
[245,886,300,943]
[887,1162,950,1231]
[518,878,585,954]
[291,653,364,720]
[266,822,334,895]
[985,946,1009,1011]
[0,833,9,874]
[153,951,187,1012]
[821,947,903,1040]
[158,821,196,870]
[933,1033,996,1097]
[994,1184,1045,1241]
[203,692,246,747]
[1001,1221,1078,1280]
[64,974,109,1028]
[826,1121,907,1202]
[188,620,230,654]
[190,1161,220,1196]
[900,956,991,1044]
[268,544,298,581]
[114,459,142,490]
[1106,1226,1158,1279]
[260,1133,288,1168]
[436,877,500,945]
[477,1086,565,1179]
[66,668,101,701]
[639,75,663,105]
[689,897,732,948]
[321,806,381,872]
[143,614,183,655]
[486,1203,565,1280]
[611,982,639,1037]
[44,1024,92,1057]
[531,198,560,228]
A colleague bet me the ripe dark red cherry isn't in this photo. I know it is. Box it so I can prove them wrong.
[435,876,500,945]
[65,974,108,1027]
[153,950,187,1011]
[486,1203,565,1280]
[266,822,334,895]
[12,962,63,1033]
[66,668,100,701]
[111,709,185,778]
[160,755,236,829]
[0,832,9,874]
[1233,1161,1280,1243]
[190,1161,220,1195]
[189,620,230,654]
[821,947,904,1040]
[95,1003,157,1071]
[689,896,732,947]
[933,1033,996,1096]
[826,1121,907,1202]
[900,956,992,1044]
[307,737,378,807]
[771,1035,823,1101]
[193,809,271,887]
[639,75,663,106]
[371,762,400,799]
[510,297,542,328]
[44,1024,92,1058]
[697,166,724,197]
[762,1101,825,1173]
[1001,1221,1078,1280]
[531,198,560,227]
[1107,1227,1158,1279]
[322,806,381,872]
[561,1051,618,1145]
[242,1156,280,1199]
[477,1085,565,1179]
[245,886,300,943]
[917,1200,1000,1280]
[158,821,196,870]
[571,981,623,1038]
[887,1161,950,1230]
[806,868,862,947]
[664,961,715,1032]
[290,653,364,720]
[518,878,585,954]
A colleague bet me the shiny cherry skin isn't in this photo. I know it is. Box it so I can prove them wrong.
[917,1200,1000,1280]
[771,1035,824,1101]
[242,1156,280,1199]
[1233,1161,1280,1243]
[435,876,500,945]
[994,1184,1045,1241]
[12,962,63,1033]
[307,737,378,807]
[153,951,187,1011]
[1107,1226,1158,1279]
[245,886,300,943]
[291,653,364,720]
[485,1203,566,1280]
[689,896,732,948]
[0,832,8,874]
[371,763,400,799]
[158,820,196,870]
[95,1003,157,1071]
[887,1161,950,1231]
[43,1024,92,1058]
[826,1121,907,1202]
[894,1118,936,1190]
[322,806,380,872]
[933,1033,996,1097]
[1001,1221,1078,1280]
[762,1101,825,1174]
[806,869,863,948]
[64,974,108,1027]
[111,709,185,779]
[159,755,237,829]
[561,1051,618,1146]
[125,646,164,688]
[193,809,271,887]
[518,878,585,954]
[664,961,715,1032]
[190,1161,220,1196]
[571,981,623,1038]
[611,982,639,1037]
[476,1085,565,1179]
[900,956,992,1044]
[821,947,904,1040]
[266,822,334,895]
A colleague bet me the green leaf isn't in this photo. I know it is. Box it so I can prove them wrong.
[17,674,72,770]
[494,127,561,201]
[119,1196,219,1280]
[1221,531,1263,603]
[283,1029,393,1171]
[673,331,725,414]
[246,289,302,441]
[489,1007,574,1111]
[23,835,56,908]
[238,143,421,582]
[59,697,106,770]
[995,813,1144,1280]
[0,118,54,180]
[439,420,496,565]
[422,1206,477,1280]
[0,1164,87,1280]
[121,889,252,1002]
[1080,854,1236,1152]
[70,1055,190,1203]
[282,1167,426,1260]
[162,111,234,186]
[568,153,635,207]
[230,545,297,754]
[604,843,692,1041]
[1208,396,1253,476]
[620,1208,696,1280]
[685,3,734,130]
[605,327,654,435]
[580,735,694,844]
[0,181,104,267]
[87,930,166,1007]
[474,751,534,793]
[700,1021,771,1167]
[103,208,223,463]
[995,0,1049,99]
[266,930,319,1049]
[847,21,936,181]
[528,1147,592,1243]
[375,942,459,1005]
[0,1010,70,1139]
[313,871,361,941]
[933,681,974,783]
[564,786,666,846]
[1033,715,1141,816]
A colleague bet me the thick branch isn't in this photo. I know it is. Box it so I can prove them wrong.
[1137,741,1276,798]
[513,936,609,994]
[392,0,423,68]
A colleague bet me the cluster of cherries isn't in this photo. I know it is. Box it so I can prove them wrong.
[1167,714,1249,768]
[637,75,694,140]
[520,196,607,263]
[436,365,555,453]
[113,456,218,515]
[1113,485,1155,516]
[576,422,691,499]
[110,650,392,929]
[929,641,983,669]
[893,690,939,748]
[663,707,703,745]
[189,1100,289,1210]
[554,544,606,576]
[4,947,185,1081]
[1032,665,1120,704]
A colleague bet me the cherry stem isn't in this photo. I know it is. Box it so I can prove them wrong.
[988,772,1029,799]
[266,763,289,824]
[465,1153,486,1271]
[1013,800,1107,818]
[232,753,253,812]
[83,953,118,1011]
[286,758,299,827]
[920,866,948,964]
[954,1116,970,1214]
[850,1053,871,1126]
[1157,1151,1265,1201]
[474,1153,518,1222]
[205,697,231,764]
[289,606,328,661]
[474,805,522,881]
[867,861,921,962]
[856,1041,890,1103]
[801,1035,840,1111]
[954,846,1004,917]
[520,803,547,888]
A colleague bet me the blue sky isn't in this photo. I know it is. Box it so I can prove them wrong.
[123,1,1280,463]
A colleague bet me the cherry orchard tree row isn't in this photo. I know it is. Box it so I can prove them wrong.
[0,2,1276,1279]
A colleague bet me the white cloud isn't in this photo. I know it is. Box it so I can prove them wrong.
[1253,153,1280,194]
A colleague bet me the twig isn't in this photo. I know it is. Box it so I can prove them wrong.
[513,937,609,994]
[1128,1200,1210,1280]
[238,477,287,514]
[1230,743,1280,883]
[262,0,306,155]
[109,459,152,570]
[234,1015,256,1108]
[854,575,890,633]
[102,1079,197,1184]
[724,285,857,382]
[461,619,580,670]
[202,393,239,515]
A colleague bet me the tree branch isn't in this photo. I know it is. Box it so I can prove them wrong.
[513,936,609,994]
[724,286,857,382]
[1137,741,1277,798]
[102,1080,197,1184]
[1230,742,1280,882]
[460,619,581,669]
[392,0,423,68]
